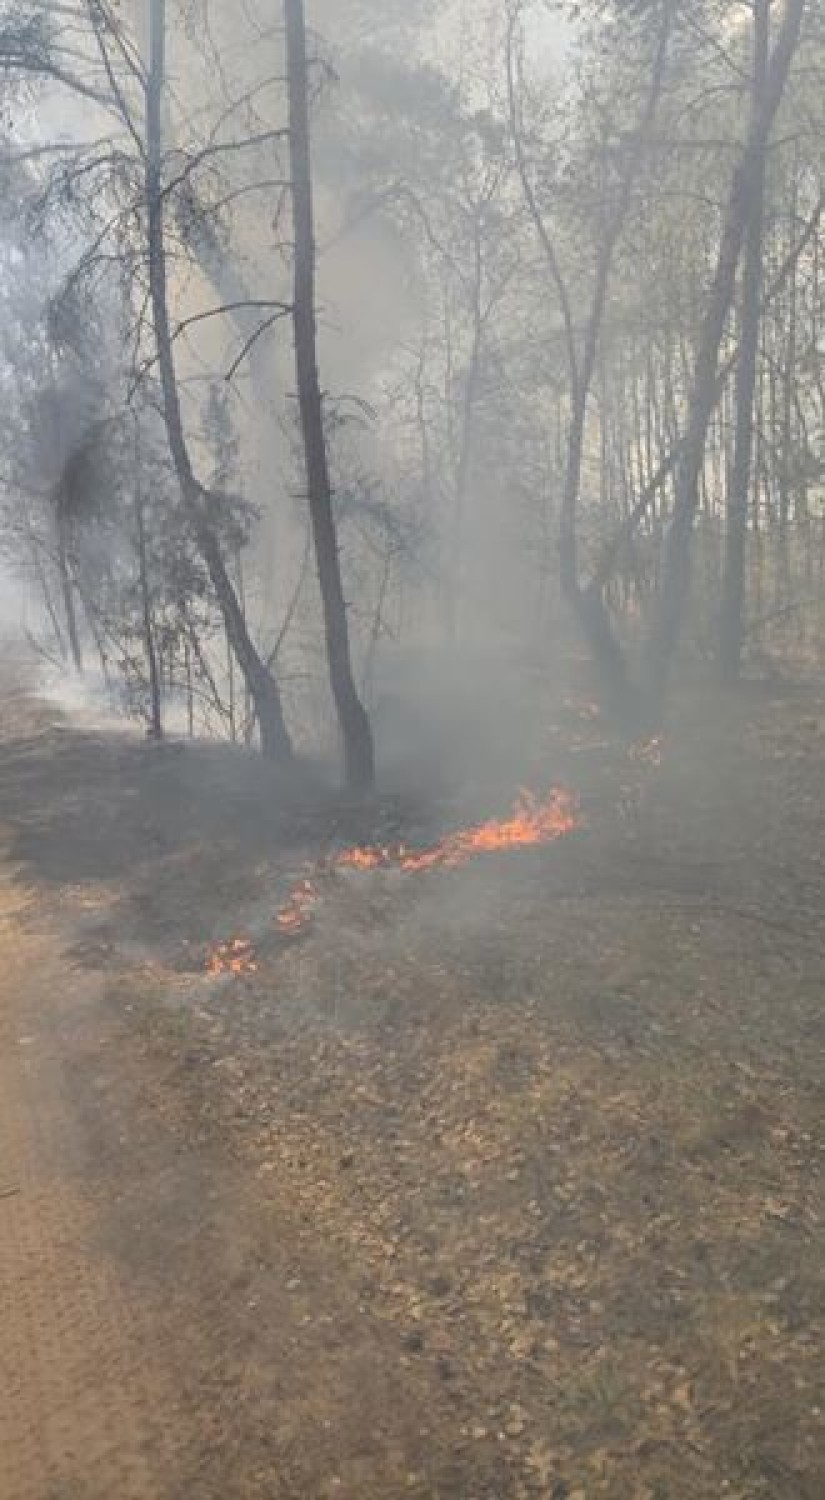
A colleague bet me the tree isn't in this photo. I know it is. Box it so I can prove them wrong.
[0,0,821,754]
[0,0,298,759]
[284,0,375,790]
[718,0,770,682]
[508,0,675,720]
[145,0,294,763]
[644,0,807,702]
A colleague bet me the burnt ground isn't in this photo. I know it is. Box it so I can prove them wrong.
[0,644,822,1499]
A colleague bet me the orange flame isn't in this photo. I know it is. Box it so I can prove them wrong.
[276,879,318,935]
[206,788,581,965]
[207,936,258,976]
[277,786,579,936]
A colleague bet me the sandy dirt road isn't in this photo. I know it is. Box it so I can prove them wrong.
[0,876,183,1499]
[0,666,450,1500]
[0,657,186,1498]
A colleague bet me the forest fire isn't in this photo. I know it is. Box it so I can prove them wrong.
[275,787,581,939]
[205,788,580,967]
[276,879,318,936]
[207,937,259,977]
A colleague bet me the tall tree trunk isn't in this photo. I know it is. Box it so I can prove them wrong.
[778,159,799,608]
[445,214,484,643]
[447,311,482,643]
[184,638,195,738]
[134,470,163,740]
[56,495,83,673]
[556,3,673,723]
[284,0,375,791]
[644,0,805,704]
[226,620,237,743]
[145,0,293,765]
[719,0,770,683]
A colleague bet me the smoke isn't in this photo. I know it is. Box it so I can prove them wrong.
[35,662,126,727]
[0,569,28,632]
[3,0,574,771]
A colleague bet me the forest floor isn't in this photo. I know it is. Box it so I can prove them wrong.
[0,643,823,1500]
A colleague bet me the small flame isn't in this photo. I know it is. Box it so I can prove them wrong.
[207,936,258,976]
[276,879,318,935]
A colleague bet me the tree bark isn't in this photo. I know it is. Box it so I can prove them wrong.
[146,0,293,764]
[719,0,770,683]
[284,0,375,791]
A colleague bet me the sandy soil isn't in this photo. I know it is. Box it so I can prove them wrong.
[0,646,822,1498]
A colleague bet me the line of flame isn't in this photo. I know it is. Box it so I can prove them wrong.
[276,786,579,934]
[208,787,581,964]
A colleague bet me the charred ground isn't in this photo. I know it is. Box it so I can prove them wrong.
[0,648,823,1499]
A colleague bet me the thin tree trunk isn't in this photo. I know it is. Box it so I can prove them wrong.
[556,5,673,721]
[184,638,195,738]
[778,160,799,609]
[719,0,770,682]
[591,188,823,601]
[448,346,482,642]
[236,548,252,733]
[447,232,483,643]
[146,0,293,764]
[226,621,237,743]
[56,495,83,673]
[284,0,374,790]
[644,0,805,703]
[134,468,163,739]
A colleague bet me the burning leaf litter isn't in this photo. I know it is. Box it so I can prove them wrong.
[207,936,258,977]
[207,787,580,970]
[276,878,318,937]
